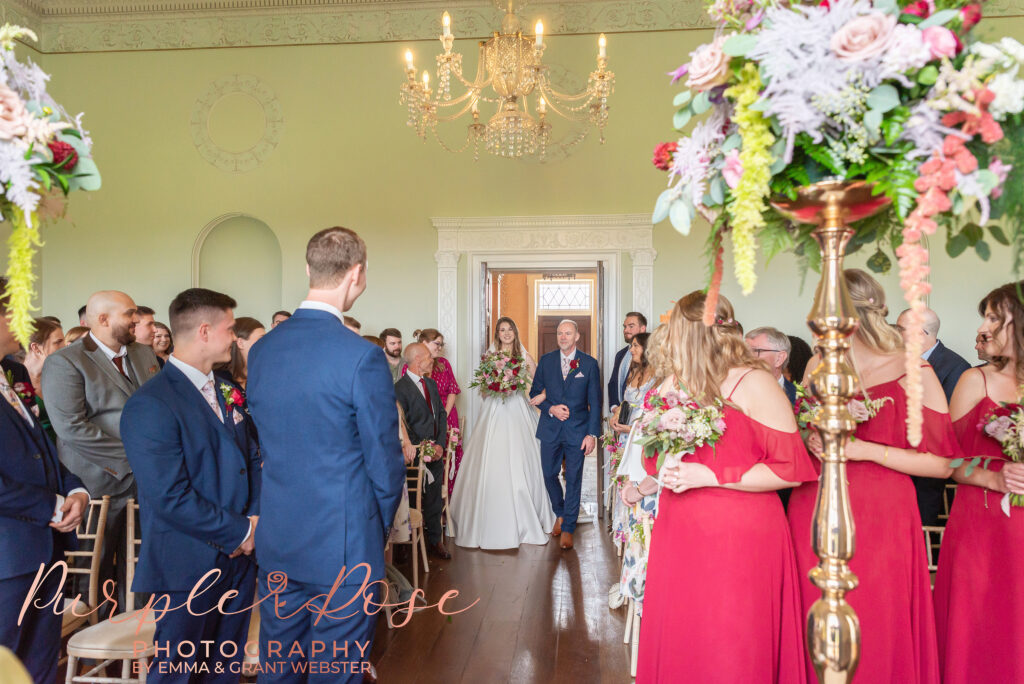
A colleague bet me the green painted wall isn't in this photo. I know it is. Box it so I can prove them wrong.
[10,20,1024,380]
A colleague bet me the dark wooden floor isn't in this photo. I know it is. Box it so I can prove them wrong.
[372,523,631,683]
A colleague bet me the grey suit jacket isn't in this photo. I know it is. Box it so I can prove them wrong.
[41,334,160,497]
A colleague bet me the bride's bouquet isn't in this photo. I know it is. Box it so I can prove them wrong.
[469,350,532,400]
[634,386,727,471]
[969,397,1024,515]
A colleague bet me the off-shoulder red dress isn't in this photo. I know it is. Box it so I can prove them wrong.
[636,377,818,683]
[933,374,1024,683]
[787,375,958,683]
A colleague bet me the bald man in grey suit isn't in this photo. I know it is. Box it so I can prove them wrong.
[42,291,160,609]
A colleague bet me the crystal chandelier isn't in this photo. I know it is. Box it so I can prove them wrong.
[398,1,614,161]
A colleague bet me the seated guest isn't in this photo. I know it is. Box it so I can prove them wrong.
[395,342,450,559]
[151,322,172,366]
[363,334,383,347]
[745,327,796,404]
[134,305,156,349]
[64,326,89,345]
[976,332,991,364]
[120,289,261,682]
[896,306,970,525]
[344,315,361,334]
[414,328,463,497]
[0,277,89,684]
[784,334,813,383]
[380,328,403,383]
[217,317,265,390]
[270,310,291,328]
[77,305,87,327]
[21,318,67,441]
[1,353,33,415]
[39,315,61,327]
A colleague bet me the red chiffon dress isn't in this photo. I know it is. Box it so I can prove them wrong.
[636,379,818,683]
[933,374,1024,683]
[787,374,958,683]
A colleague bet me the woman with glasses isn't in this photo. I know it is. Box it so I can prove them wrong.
[413,328,463,498]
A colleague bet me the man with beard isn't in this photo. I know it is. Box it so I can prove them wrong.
[42,290,160,611]
[380,327,403,383]
[607,312,647,410]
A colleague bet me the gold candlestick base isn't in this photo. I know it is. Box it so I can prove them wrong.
[771,179,891,683]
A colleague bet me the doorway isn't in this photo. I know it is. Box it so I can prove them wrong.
[484,269,601,361]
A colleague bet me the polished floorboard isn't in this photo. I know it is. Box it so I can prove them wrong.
[372,521,631,684]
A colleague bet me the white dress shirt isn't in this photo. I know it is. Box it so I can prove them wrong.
[922,341,939,361]
[406,369,427,401]
[297,300,345,323]
[167,354,252,548]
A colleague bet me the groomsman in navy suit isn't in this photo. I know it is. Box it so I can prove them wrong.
[0,277,89,684]
[121,289,261,682]
[607,312,647,410]
[529,320,602,550]
[247,227,405,682]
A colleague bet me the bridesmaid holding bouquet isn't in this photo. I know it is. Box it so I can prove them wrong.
[787,269,957,683]
[934,281,1024,683]
[636,292,816,683]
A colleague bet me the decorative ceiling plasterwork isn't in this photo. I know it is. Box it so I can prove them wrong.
[190,74,283,173]
[7,0,1024,52]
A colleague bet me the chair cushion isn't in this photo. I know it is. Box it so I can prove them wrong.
[66,610,156,658]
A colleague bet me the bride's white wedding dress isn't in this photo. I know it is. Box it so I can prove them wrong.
[450,354,555,549]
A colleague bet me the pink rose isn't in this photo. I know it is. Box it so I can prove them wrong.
[658,407,687,432]
[686,36,731,92]
[960,4,982,33]
[722,149,743,189]
[847,399,870,422]
[986,415,1013,443]
[903,0,931,19]
[0,83,29,141]
[714,417,727,433]
[989,158,1012,199]
[830,12,897,61]
[922,26,959,59]
[662,390,682,408]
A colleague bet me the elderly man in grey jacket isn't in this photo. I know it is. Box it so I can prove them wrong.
[42,290,160,610]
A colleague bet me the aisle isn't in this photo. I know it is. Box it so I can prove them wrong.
[373,471,630,682]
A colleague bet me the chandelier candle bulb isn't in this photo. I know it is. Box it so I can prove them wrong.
[598,33,606,59]
[538,97,547,114]
[404,49,414,71]
[535,21,543,48]
[442,11,451,37]
[422,70,430,89]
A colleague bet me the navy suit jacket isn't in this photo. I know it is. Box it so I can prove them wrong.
[246,308,405,587]
[0,398,83,581]
[607,346,629,410]
[783,378,797,406]
[928,340,971,402]
[530,350,602,445]
[120,363,261,592]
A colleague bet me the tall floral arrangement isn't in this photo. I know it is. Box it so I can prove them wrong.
[652,0,1024,445]
[0,25,101,345]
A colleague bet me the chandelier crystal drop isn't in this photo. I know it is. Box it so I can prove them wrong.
[398,2,614,161]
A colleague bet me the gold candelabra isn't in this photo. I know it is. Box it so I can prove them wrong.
[772,180,891,683]
[398,1,614,161]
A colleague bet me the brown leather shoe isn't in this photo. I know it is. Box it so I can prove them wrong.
[551,516,563,537]
[559,532,574,550]
[428,541,451,560]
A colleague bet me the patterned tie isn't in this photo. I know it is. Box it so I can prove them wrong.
[0,376,34,425]
[420,377,433,413]
[562,355,571,380]
[200,380,224,421]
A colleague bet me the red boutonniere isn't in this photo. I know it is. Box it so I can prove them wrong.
[569,359,580,371]
[219,383,244,412]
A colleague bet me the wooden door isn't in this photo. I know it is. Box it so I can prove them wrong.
[538,315,591,357]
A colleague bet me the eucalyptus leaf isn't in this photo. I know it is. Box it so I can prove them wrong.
[976,169,999,194]
[946,233,969,257]
[691,91,711,115]
[722,133,742,152]
[652,189,675,224]
[918,8,959,29]
[964,224,984,245]
[748,98,770,112]
[864,109,883,136]
[965,456,982,477]
[949,457,965,468]
[975,239,991,261]
[723,34,758,57]
[673,90,693,107]
[990,224,1010,245]
[874,0,899,14]
[770,157,786,174]
[709,176,725,205]
[866,84,900,113]
[866,249,892,274]
[917,65,939,86]
[669,199,694,235]
[66,157,101,191]
[673,108,692,130]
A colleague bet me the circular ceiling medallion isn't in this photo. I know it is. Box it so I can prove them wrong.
[190,74,283,173]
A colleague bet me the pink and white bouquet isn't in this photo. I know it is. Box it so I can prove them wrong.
[602,426,626,483]
[653,0,1024,446]
[418,440,443,463]
[447,426,461,450]
[968,399,1024,513]
[793,383,894,430]
[633,386,727,471]
[469,351,532,400]
[0,25,101,345]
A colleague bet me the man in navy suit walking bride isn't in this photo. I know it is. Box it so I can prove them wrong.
[529,320,602,550]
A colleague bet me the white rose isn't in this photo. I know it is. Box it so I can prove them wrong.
[990,72,1024,119]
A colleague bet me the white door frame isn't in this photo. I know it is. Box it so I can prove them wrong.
[433,214,656,428]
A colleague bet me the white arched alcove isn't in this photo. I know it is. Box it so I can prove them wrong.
[193,213,282,322]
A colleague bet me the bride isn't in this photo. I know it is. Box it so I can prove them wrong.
[450,317,555,549]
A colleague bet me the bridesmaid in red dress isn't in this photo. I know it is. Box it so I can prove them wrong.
[787,269,956,683]
[934,282,1024,683]
[414,328,462,497]
[636,291,817,684]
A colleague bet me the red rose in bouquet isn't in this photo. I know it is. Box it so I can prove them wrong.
[652,142,677,171]
[48,140,78,171]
